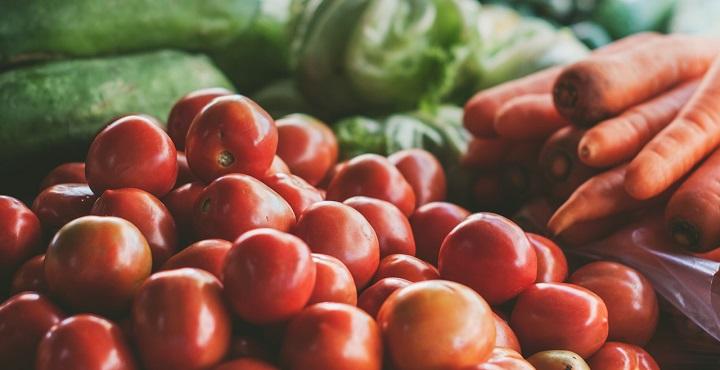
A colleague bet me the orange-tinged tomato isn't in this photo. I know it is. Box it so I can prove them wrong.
[373,254,439,283]
[588,342,659,370]
[276,114,338,186]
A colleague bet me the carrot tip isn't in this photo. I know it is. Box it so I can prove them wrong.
[670,219,702,251]
[547,152,572,181]
[579,145,591,160]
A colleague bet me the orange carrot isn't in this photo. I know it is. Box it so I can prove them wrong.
[557,213,630,247]
[626,54,720,200]
[554,35,720,126]
[494,94,570,140]
[500,140,544,202]
[539,126,599,202]
[578,80,700,168]
[461,136,510,169]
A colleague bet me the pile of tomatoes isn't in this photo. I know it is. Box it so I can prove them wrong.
[0,89,661,370]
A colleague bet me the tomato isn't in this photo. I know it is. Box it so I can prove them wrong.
[0,292,63,370]
[410,202,470,265]
[308,253,357,306]
[176,152,197,187]
[193,174,295,241]
[527,233,568,283]
[91,188,179,269]
[510,283,609,358]
[588,342,659,370]
[357,277,410,318]
[214,358,279,370]
[568,261,658,346]
[185,95,277,182]
[388,149,446,207]
[32,183,97,230]
[276,114,338,186]
[261,173,323,217]
[344,196,415,257]
[373,254,439,283]
[439,213,537,305]
[133,268,231,370]
[10,254,47,294]
[266,155,291,176]
[327,154,416,216]
[167,87,232,150]
[228,335,270,361]
[317,160,347,189]
[45,216,152,314]
[40,162,86,190]
[282,302,382,370]
[223,229,315,324]
[526,350,590,370]
[0,196,42,275]
[86,115,177,197]
[293,201,379,288]
[493,312,521,353]
[378,280,495,370]
[163,181,205,241]
[162,239,232,280]
[465,348,534,370]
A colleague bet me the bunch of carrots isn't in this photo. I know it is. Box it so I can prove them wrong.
[462,32,720,255]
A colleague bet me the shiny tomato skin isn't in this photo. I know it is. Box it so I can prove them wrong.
[510,282,609,358]
[223,229,316,324]
[162,239,232,280]
[464,348,535,370]
[292,201,380,289]
[176,152,197,187]
[344,196,416,258]
[588,342,659,370]
[265,155,291,176]
[378,280,496,370]
[86,115,177,197]
[163,181,205,240]
[438,213,537,305]
[318,160,347,189]
[193,174,295,241]
[373,254,439,283]
[388,149,446,207]
[32,183,97,230]
[44,216,152,314]
[276,114,338,186]
[410,202,470,265]
[309,253,357,306]
[36,314,137,370]
[133,268,231,370]
[40,162,86,190]
[0,292,63,370]
[493,312,521,353]
[528,233,568,283]
[91,188,179,269]
[357,277,410,318]
[214,358,279,370]
[185,95,277,182]
[261,173,323,217]
[327,154,416,216]
[568,261,658,346]
[281,302,382,370]
[10,254,48,294]
[0,196,42,274]
[167,87,232,150]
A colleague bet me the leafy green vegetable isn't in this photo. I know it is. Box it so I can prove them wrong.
[252,79,313,119]
[334,116,387,160]
[570,21,611,49]
[670,0,720,36]
[591,0,676,39]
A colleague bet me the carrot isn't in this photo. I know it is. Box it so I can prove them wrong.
[578,80,701,168]
[494,94,570,140]
[538,126,599,202]
[625,54,720,200]
[472,171,503,210]
[554,35,720,126]
[557,213,630,247]
[511,197,554,235]
[461,136,510,169]
[500,140,543,202]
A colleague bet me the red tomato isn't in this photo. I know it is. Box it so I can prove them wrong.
[167,87,232,150]
[193,174,295,241]
[293,201,380,288]
[588,342,659,370]
[465,348,535,370]
[378,280,496,370]
[344,196,416,258]
[510,282,609,358]
[276,114,338,186]
[261,173,323,217]
[228,335,271,362]
[0,196,42,274]
[32,183,97,230]
[185,95,277,182]
[86,115,177,197]
[357,277,411,318]
[266,155,291,176]
[0,292,63,370]
[163,181,205,240]
[317,160,347,189]
[223,229,316,324]
[176,152,197,187]
[438,213,537,305]
[493,312,521,353]
[568,261,658,346]
[91,188,179,269]
[309,253,357,306]
[214,358,279,370]
[10,254,47,294]
[162,239,232,280]
[373,254,439,283]
[410,202,470,265]
[327,154,416,216]
[282,302,382,370]
[388,149,446,207]
[45,216,152,314]
[40,162,86,190]
[133,268,231,370]
[527,233,568,283]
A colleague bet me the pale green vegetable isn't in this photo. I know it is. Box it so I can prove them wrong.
[671,0,720,36]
